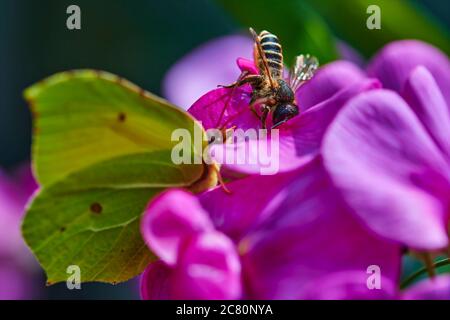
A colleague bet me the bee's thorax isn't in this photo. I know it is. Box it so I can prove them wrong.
[276,79,295,103]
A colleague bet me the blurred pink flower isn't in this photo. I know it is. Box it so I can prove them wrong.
[163,35,253,110]
[297,272,450,300]
[0,165,38,299]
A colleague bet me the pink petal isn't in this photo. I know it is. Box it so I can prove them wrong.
[141,189,214,266]
[163,35,253,110]
[198,171,297,241]
[296,271,397,300]
[0,165,36,258]
[367,40,450,108]
[0,197,22,257]
[188,86,260,130]
[140,260,172,300]
[322,90,450,250]
[208,130,316,176]
[296,61,366,112]
[210,78,380,175]
[241,159,401,299]
[171,232,242,300]
[0,263,31,300]
[12,164,38,203]
[237,57,258,75]
[402,276,450,300]
[403,66,450,160]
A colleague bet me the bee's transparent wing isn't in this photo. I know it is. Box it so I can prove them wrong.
[289,54,319,92]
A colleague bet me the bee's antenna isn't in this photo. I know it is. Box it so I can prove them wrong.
[249,27,258,39]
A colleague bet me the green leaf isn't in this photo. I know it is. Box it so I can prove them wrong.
[25,70,205,187]
[305,0,450,58]
[401,257,450,289]
[217,0,338,64]
[23,70,211,284]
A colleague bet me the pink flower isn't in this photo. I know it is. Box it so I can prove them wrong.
[323,41,450,250]
[174,35,450,252]
[297,272,450,300]
[140,159,402,299]
[0,165,38,299]
[143,35,450,299]
[161,32,387,178]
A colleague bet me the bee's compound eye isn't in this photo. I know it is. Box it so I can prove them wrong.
[272,104,299,128]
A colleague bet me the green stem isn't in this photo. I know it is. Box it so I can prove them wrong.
[400,258,450,290]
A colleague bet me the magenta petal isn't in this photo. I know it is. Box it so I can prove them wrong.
[402,276,450,300]
[403,66,450,159]
[296,271,396,300]
[199,171,296,241]
[188,86,260,130]
[367,40,450,107]
[0,172,22,232]
[242,159,401,299]
[208,130,316,176]
[0,169,31,257]
[287,78,381,157]
[323,90,450,250]
[0,164,37,299]
[12,164,38,203]
[140,260,172,300]
[237,57,258,75]
[171,232,242,300]
[296,61,366,112]
[141,189,214,266]
[163,35,253,110]
[211,78,380,175]
[0,263,30,300]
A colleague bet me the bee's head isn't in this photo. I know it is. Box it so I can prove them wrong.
[272,103,299,129]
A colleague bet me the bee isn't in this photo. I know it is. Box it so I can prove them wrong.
[222,28,319,129]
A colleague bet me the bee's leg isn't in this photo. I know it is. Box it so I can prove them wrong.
[219,74,262,89]
[249,105,260,119]
[248,96,260,119]
[217,73,262,129]
[219,71,248,88]
[217,75,266,129]
[216,72,248,128]
[260,106,270,129]
[249,97,271,121]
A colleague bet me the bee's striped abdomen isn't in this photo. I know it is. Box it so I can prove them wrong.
[259,31,283,78]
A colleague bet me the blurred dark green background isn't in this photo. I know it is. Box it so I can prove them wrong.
[0,0,448,299]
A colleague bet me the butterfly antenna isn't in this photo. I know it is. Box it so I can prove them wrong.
[213,165,231,194]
